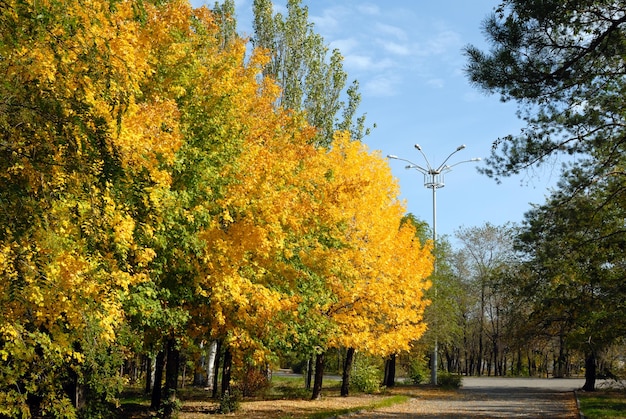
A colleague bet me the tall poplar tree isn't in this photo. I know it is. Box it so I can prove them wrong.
[252,0,370,147]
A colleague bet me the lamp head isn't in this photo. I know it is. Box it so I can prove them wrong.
[456,144,466,151]
[414,144,422,151]
[387,154,398,159]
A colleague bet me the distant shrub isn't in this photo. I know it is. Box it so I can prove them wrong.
[437,372,462,389]
[291,359,308,375]
[350,360,383,394]
[237,366,271,397]
[408,357,429,384]
[218,389,241,414]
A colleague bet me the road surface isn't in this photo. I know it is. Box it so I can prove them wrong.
[342,377,593,418]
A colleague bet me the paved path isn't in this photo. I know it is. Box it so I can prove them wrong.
[343,377,590,418]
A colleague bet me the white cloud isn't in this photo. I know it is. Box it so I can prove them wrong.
[375,23,408,41]
[310,5,351,35]
[329,38,359,55]
[379,40,411,56]
[310,11,339,33]
[427,78,445,88]
[364,75,399,97]
[357,3,380,16]
[344,55,373,71]
[344,55,395,72]
[417,29,462,56]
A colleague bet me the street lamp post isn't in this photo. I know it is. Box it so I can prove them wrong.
[387,144,480,385]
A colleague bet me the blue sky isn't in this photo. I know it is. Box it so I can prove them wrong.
[193,0,561,239]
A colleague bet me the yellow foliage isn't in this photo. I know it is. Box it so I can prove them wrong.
[308,133,434,356]
[1,0,434,410]
[0,0,202,412]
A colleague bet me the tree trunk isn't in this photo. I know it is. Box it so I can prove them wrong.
[305,355,313,390]
[340,348,355,396]
[212,340,222,399]
[492,339,498,376]
[64,366,85,411]
[582,352,596,391]
[206,340,218,388]
[311,352,325,400]
[221,347,233,396]
[163,338,180,418]
[554,334,567,378]
[145,355,153,394]
[515,349,522,375]
[383,353,396,387]
[150,349,166,410]
[194,341,206,386]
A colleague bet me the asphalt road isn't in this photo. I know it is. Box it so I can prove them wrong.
[343,377,597,418]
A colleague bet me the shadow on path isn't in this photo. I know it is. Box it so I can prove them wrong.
[344,377,588,418]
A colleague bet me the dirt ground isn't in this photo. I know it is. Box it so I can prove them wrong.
[178,386,459,419]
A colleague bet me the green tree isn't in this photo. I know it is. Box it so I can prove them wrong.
[212,0,238,49]
[465,0,626,184]
[465,0,626,388]
[453,223,517,376]
[252,0,371,146]
[516,173,626,389]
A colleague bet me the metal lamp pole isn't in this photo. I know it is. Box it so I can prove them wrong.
[387,144,480,385]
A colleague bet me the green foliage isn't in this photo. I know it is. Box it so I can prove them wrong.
[218,389,241,414]
[437,372,462,389]
[290,359,309,375]
[350,357,383,394]
[408,356,429,385]
[515,178,626,362]
[466,1,626,183]
[76,321,129,418]
[158,390,182,419]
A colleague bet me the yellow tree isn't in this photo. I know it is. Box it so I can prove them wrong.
[114,3,302,411]
[0,0,190,415]
[193,72,335,393]
[305,133,434,398]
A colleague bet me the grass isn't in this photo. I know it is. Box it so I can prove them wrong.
[578,391,626,419]
[304,395,409,419]
[266,374,317,399]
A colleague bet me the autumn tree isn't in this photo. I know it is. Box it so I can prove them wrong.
[294,134,433,398]
[191,78,321,397]
[0,0,420,415]
[127,4,312,410]
[0,0,185,415]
